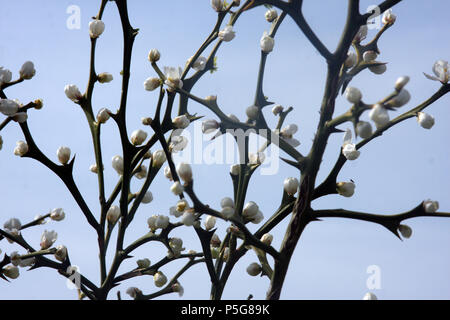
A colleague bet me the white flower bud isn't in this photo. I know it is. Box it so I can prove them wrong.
[345,52,357,68]
[172,115,190,129]
[143,77,161,91]
[345,87,362,104]
[281,124,298,136]
[177,162,193,182]
[221,207,235,219]
[111,155,124,175]
[417,112,435,129]
[189,56,207,71]
[342,143,360,161]
[211,0,224,12]
[89,164,98,173]
[172,282,184,297]
[3,265,19,279]
[134,165,148,179]
[3,218,21,233]
[57,146,71,165]
[130,129,148,146]
[148,49,160,63]
[164,66,183,91]
[388,89,411,108]
[89,19,105,38]
[260,233,273,246]
[336,181,356,197]
[12,112,28,123]
[283,177,299,196]
[363,292,377,300]
[369,63,387,75]
[156,215,170,229]
[424,60,450,83]
[164,166,173,181]
[154,271,167,287]
[423,200,439,213]
[202,119,220,134]
[230,164,240,176]
[14,140,28,157]
[170,181,184,196]
[218,26,236,42]
[137,258,151,269]
[97,72,113,83]
[107,205,120,224]
[152,150,166,167]
[260,32,275,53]
[181,210,196,226]
[395,76,410,91]
[363,51,378,62]
[64,84,82,102]
[265,9,278,22]
[246,106,259,120]
[40,230,57,250]
[10,252,21,266]
[141,191,153,204]
[246,263,262,276]
[96,108,111,123]
[204,215,216,231]
[250,210,264,224]
[19,61,36,80]
[220,197,235,209]
[398,224,412,239]
[126,287,142,298]
[0,67,12,85]
[382,9,396,25]
[272,105,284,116]
[243,201,259,219]
[55,245,68,262]
[50,208,65,221]
[369,104,390,127]
[0,99,20,116]
[356,121,372,139]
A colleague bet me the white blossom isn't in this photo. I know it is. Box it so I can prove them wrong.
[356,121,373,139]
[3,265,19,279]
[202,119,220,134]
[221,206,235,219]
[345,52,357,68]
[126,287,142,299]
[369,63,387,75]
[3,218,21,239]
[0,99,19,116]
[141,191,153,204]
[283,177,299,196]
[170,181,184,196]
[260,233,273,246]
[246,262,262,276]
[388,89,411,108]
[395,76,410,91]
[250,210,264,224]
[246,105,259,120]
[189,56,207,71]
[382,9,396,25]
[154,271,167,287]
[345,87,362,104]
[64,84,82,102]
[243,201,259,220]
[398,224,412,239]
[272,105,284,116]
[89,19,105,38]
[218,26,236,42]
[106,205,120,224]
[369,104,390,127]
[130,129,148,145]
[135,165,147,179]
[204,215,216,231]
[57,146,71,165]
[342,129,360,161]
[50,208,65,221]
[423,200,439,213]
[111,155,124,175]
[181,210,196,226]
[211,0,224,12]
[164,166,173,181]
[177,162,193,182]
[230,164,240,176]
[172,115,190,129]
[14,140,28,157]
[0,67,12,85]
[55,245,68,262]
[249,152,265,165]
[89,164,98,173]
[12,112,28,123]
[40,230,57,250]
[96,108,111,123]
[260,32,275,53]
[97,72,113,83]
[136,258,151,269]
[336,181,356,197]
[169,135,188,153]
[220,197,235,209]
[152,150,166,167]
[148,49,160,63]
[172,282,184,297]
[363,51,378,62]
[147,215,169,231]
[265,9,278,22]
[424,60,449,83]
[164,66,183,91]
[417,112,435,129]
[19,61,36,80]
[143,77,161,91]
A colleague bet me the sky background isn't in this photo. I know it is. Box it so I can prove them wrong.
[1,0,450,300]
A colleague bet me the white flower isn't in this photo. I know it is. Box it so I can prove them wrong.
[260,233,273,246]
[57,146,71,165]
[202,119,220,134]
[246,105,259,120]
[89,19,105,38]
[10,252,21,266]
[354,25,368,43]
[19,61,36,80]
[12,112,28,123]
[170,181,184,196]
[249,152,265,165]
[388,89,410,108]
[0,99,20,116]
[96,108,111,123]
[423,200,439,213]
[251,210,264,224]
[97,72,113,83]
[369,104,390,127]
[345,87,362,104]
[147,215,170,231]
[369,63,387,75]
[169,135,188,153]
[50,208,65,221]
[0,67,12,85]
[177,162,193,182]
[243,201,259,219]
[417,112,435,129]
[211,0,224,12]
[4,218,21,235]
[363,292,377,300]
[218,26,236,42]
[135,165,147,179]
[126,287,142,299]
[272,105,284,116]
[345,52,357,68]
[336,181,356,197]
[189,56,207,71]
[172,282,184,297]
[143,77,161,91]
[265,9,278,22]
[382,9,396,25]
[181,210,196,226]
[40,230,57,249]
[154,271,167,287]
[111,155,124,175]
[64,84,82,102]
[164,166,173,181]
[55,245,68,262]
[14,140,28,157]
[260,32,275,53]
[204,215,216,231]
[342,129,360,161]
[172,115,190,129]
[356,121,373,139]
[424,60,449,83]
[148,49,160,63]
[89,164,98,173]
[136,258,151,269]
[363,51,378,62]
[246,262,262,276]
[395,76,410,91]
[3,265,19,279]
[398,224,412,239]
[284,177,299,196]
[168,237,185,257]
[220,197,235,209]
[221,206,235,219]
[130,129,148,145]
[141,191,153,204]
[107,205,120,224]
[230,164,240,176]
[281,124,298,136]
[152,150,166,167]
[164,66,183,91]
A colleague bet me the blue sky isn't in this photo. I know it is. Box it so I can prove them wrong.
[1,0,450,299]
